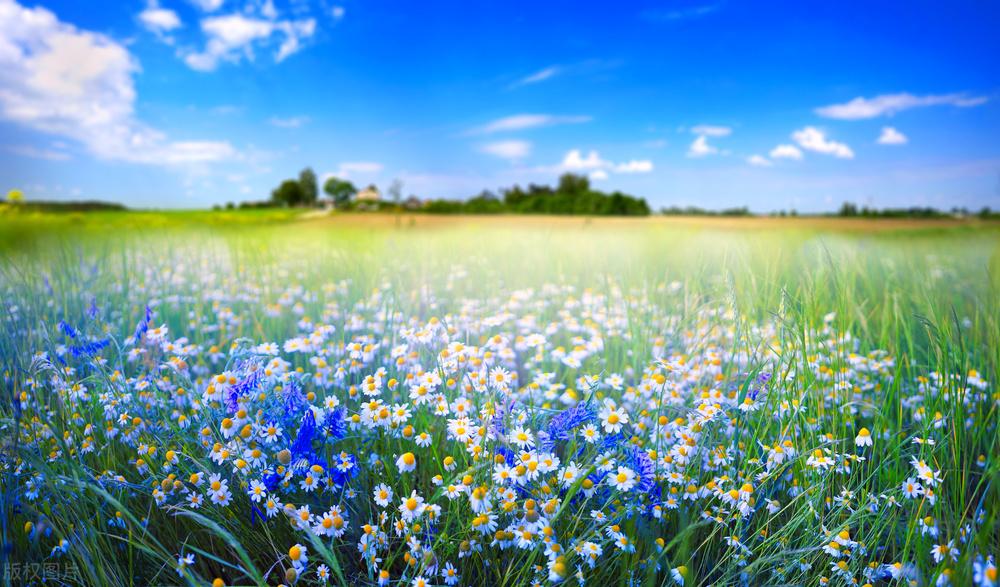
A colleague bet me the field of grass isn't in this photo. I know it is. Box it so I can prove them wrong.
[1,210,998,586]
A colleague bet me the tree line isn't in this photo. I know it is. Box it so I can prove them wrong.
[834,202,998,219]
[228,168,1000,220]
[422,173,650,216]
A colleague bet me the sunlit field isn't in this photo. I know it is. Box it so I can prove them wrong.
[2,213,998,587]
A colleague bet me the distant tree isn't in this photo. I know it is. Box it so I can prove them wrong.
[838,202,858,217]
[6,189,24,203]
[299,167,318,206]
[503,184,526,207]
[272,179,305,207]
[557,173,590,196]
[388,179,403,206]
[323,176,357,208]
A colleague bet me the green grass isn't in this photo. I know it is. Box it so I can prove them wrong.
[1,211,998,587]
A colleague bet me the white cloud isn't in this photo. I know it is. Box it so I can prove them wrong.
[792,126,854,159]
[687,135,717,157]
[643,3,721,21]
[329,161,383,179]
[815,92,988,120]
[614,159,653,173]
[274,19,316,62]
[746,154,772,167]
[481,140,532,160]
[562,149,611,171]
[189,0,224,12]
[183,13,316,71]
[686,125,731,157]
[877,126,907,145]
[157,140,235,163]
[508,60,621,90]
[260,0,277,19]
[539,149,652,177]
[139,2,181,34]
[5,144,71,161]
[690,124,731,137]
[510,66,560,88]
[472,113,592,134]
[769,144,803,160]
[331,6,345,20]
[0,0,235,165]
[269,115,309,128]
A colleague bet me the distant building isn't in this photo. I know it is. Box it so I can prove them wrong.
[356,185,381,202]
[404,195,423,210]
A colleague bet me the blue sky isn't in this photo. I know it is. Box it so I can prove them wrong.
[1,0,998,211]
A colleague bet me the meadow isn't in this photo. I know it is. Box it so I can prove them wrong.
[1,211,998,587]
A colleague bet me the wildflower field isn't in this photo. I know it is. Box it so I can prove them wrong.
[1,213,998,587]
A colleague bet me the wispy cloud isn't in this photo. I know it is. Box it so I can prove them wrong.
[815,92,988,120]
[5,144,72,161]
[614,160,654,173]
[338,162,383,175]
[188,0,224,12]
[642,3,722,22]
[269,116,310,128]
[510,66,561,88]
[480,140,532,160]
[211,105,243,115]
[470,114,592,135]
[183,13,317,71]
[507,59,622,90]
[690,124,732,137]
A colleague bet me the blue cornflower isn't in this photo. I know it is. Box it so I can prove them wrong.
[323,407,348,442]
[132,305,153,343]
[330,452,358,486]
[542,401,596,450]
[250,504,266,525]
[748,371,772,401]
[627,446,657,494]
[281,380,308,422]
[58,320,78,339]
[290,409,317,464]
[225,362,262,413]
[86,298,99,319]
[69,338,110,358]
[599,432,623,453]
[262,472,283,492]
[494,445,516,466]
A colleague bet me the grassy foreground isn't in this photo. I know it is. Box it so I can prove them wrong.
[1,211,998,586]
